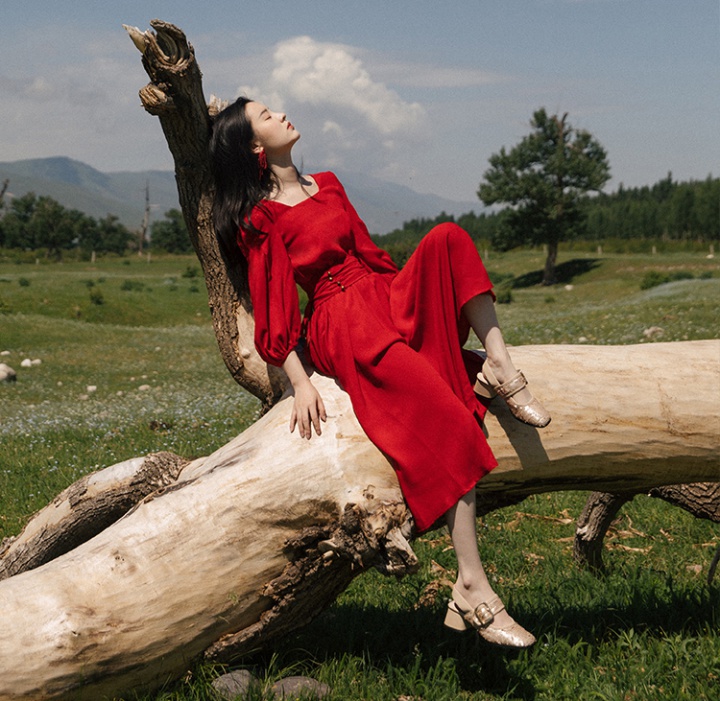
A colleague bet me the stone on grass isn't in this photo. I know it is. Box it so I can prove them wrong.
[643,326,664,339]
[270,676,331,699]
[0,363,17,382]
[211,671,331,701]
[211,669,258,699]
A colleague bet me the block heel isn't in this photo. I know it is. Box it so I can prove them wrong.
[444,601,470,631]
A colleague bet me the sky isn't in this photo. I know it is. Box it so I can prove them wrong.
[1,0,718,203]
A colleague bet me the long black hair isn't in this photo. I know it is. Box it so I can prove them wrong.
[209,97,273,252]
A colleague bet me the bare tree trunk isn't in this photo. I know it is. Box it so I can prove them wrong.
[543,238,558,285]
[124,20,285,408]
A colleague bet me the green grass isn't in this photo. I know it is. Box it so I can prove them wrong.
[0,249,718,701]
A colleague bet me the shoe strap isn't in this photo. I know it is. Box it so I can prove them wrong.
[494,371,527,400]
[470,596,506,629]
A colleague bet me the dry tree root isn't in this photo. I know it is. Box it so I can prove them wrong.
[574,483,720,579]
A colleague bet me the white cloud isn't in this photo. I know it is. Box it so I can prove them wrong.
[243,36,425,136]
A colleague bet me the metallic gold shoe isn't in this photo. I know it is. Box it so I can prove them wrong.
[444,587,536,649]
[474,364,551,428]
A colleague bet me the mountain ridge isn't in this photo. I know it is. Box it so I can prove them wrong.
[0,156,482,235]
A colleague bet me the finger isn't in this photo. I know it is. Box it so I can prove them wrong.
[289,406,297,433]
[318,397,327,422]
[300,411,311,439]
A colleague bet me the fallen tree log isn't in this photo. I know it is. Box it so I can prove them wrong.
[1,341,719,700]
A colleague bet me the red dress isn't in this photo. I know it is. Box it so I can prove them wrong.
[238,172,497,532]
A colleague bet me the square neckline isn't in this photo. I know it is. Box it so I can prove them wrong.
[265,174,322,208]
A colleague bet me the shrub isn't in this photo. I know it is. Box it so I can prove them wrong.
[641,270,695,290]
[495,287,513,304]
[669,270,694,282]
[181,265,200,279]
[89,289,105,305]
[640,271,670,290]
[120,280,144,292]
[18,277,30,287]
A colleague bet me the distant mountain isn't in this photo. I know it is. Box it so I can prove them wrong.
[0,157,482,235]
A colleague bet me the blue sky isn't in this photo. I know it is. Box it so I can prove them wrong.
[1,0,718,202]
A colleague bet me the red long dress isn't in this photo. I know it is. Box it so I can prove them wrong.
[238,171,497,532]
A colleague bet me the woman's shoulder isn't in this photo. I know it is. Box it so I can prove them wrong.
[313,171,343,189]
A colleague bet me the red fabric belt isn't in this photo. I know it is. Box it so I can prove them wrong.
[311,255,371,307]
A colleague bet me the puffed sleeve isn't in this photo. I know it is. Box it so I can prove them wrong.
[238,218,301,367]
[329,173,398,276]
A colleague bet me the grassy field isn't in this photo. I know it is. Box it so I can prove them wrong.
[0,248,718,700]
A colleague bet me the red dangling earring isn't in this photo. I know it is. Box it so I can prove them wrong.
[257,150,268,179]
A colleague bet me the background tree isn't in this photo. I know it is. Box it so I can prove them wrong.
[28,196,80,260]
[150,208,192,253]
[478,109,610,284]
[0,192,37,249]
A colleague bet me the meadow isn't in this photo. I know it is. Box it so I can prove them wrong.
[0,247,718,700]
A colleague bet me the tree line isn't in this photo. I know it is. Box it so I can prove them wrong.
[376,173,719,252]
[0,190,191,259]
[582,173,719,242]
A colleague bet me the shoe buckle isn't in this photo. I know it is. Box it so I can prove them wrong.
[472,602,495,628]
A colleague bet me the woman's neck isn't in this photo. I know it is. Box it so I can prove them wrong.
[270,161,301,192]
[267,158,318,205]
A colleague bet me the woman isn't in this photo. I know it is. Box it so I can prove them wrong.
[210,97,550,649]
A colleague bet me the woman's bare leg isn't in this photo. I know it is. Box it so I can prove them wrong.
[463,292,533,405]
[445,488,514,628]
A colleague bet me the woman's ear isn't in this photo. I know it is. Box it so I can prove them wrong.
[251,142,264,156]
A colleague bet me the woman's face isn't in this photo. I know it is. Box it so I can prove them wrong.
[246,101,300,156]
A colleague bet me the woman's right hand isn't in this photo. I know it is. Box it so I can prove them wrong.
[290,378,327,439]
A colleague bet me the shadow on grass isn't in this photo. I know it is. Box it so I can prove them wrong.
[512,258,602,288]
[258,581,718,699]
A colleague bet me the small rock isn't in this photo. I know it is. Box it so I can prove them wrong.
[86,385,97,393]
[211,669,258,700]
[0,350,10,356]
[138,384,151,391]
[270,676,331,699]
[0,363,17,382]
[642,326,664,339]
[31,358,42,366]
[20,358,33,368]
[577,336,588,343]
[564,284,574,291]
